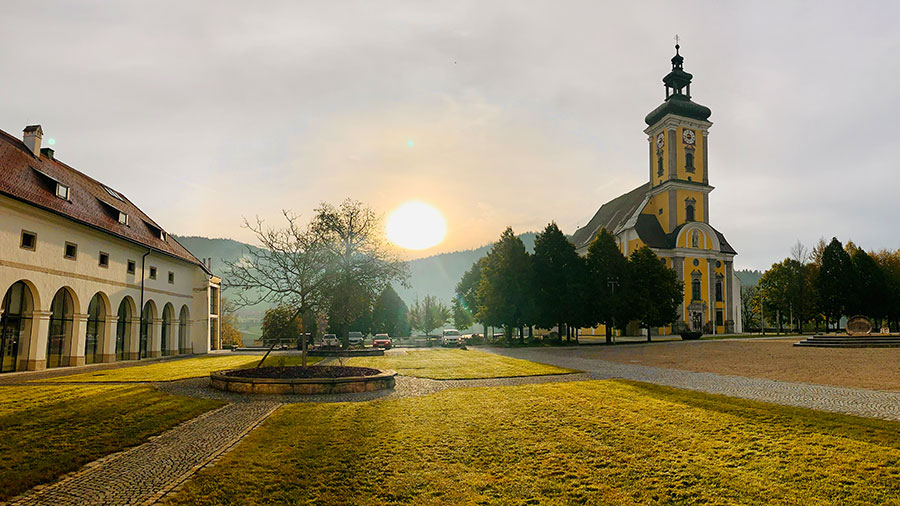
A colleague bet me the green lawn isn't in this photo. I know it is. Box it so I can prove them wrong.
[346,348,578,379]
[0,384,221,501]
[163,380,900,506]
[41,354,322,382]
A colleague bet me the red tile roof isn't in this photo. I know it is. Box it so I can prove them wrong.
[0,126,207,270]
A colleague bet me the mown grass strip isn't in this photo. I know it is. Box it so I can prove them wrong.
[347,348,578,379]
[39,354,322,383]
[164,380,900,506]
[0,384,221,501]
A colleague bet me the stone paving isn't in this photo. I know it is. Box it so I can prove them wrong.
[4,401,279,506]
[155,371,594,404]
[483,346,900,421]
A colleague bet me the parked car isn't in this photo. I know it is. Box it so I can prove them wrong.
[372,333,392,349]
[348,331,365,347]
[441,329,462,347]
[322,334,339,348]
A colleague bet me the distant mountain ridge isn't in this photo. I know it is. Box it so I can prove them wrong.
[172,233,536,310]
[174,233,757,310]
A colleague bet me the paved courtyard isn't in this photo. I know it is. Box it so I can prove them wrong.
[5,341,900,505]
[484,345,900,421]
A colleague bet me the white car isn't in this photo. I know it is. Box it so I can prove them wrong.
[441,329,462,346]
[322,334,339,348]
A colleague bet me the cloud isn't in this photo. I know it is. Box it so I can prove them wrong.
[2,1,899,269]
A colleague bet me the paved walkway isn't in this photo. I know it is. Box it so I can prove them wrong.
[4,401,279,506]
[484,346,900,421]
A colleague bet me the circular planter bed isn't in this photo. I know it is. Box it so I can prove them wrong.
[307,348,385,357]
[210,366,396,395]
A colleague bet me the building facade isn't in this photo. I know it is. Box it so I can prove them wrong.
[0,125,220,373]
[571,45,741,335]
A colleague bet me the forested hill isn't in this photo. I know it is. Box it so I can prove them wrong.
[172,233,537,310]
[174,233,757,309]
[735,269,762,288]
[394,232,537,305]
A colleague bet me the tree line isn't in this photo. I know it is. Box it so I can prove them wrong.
[744,237,900,333]
[456,223,683,343]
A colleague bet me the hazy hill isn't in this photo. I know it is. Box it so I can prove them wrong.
[395,232,536,305]
[172,233,537,309]
[735,269,762,287]
[174,233,758,310]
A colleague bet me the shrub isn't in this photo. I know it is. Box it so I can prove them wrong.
[680,331,703,340]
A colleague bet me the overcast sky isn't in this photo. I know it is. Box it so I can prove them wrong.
[2,1,899,270]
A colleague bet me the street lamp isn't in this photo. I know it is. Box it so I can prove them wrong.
[607,276,619,344]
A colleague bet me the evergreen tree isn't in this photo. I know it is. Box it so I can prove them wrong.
[626,246,683,342]
[814,238,853,330]
[371,286,410,337]
[477,227,535,343]
[584,229,628,343]
[848,249,888,322]
[451,296,475,331]
[408,295,450,335]
[532,222,585,341]
[457,259,487,336]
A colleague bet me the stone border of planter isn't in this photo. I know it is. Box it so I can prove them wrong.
[307,348,385,357]
[209,368,397,395]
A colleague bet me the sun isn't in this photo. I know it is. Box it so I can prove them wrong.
[386,201,447,250]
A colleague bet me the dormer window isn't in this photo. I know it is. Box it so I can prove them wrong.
[55,183,69,200]
[118,211,129,225]
[159,230,166,241]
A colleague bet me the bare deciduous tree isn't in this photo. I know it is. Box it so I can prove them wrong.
[224,211,330,366]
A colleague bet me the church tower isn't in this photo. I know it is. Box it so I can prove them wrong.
[643,43,713,234]
[570,42,739,335]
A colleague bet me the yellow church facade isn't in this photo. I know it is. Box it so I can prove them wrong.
[571,45,741,336]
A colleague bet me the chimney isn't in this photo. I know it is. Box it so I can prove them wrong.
[23,125,42,157]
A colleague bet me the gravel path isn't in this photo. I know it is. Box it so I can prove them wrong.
[483,347,900,421]
[155,372,594,404]
[4,402,279,506]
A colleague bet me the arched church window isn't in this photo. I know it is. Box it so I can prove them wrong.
[715,280,723,302]
[685,152,694,172]
[691,230,699,248]
[691,278,701,301]
[657,156,663,177]
[686,204,695,222]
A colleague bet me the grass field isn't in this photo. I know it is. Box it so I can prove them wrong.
[346,348,578,379]
[163,380,900,506]
[41,354,322,382]
[0,384,221,501]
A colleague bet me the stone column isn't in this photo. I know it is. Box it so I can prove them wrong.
[67,313,88,366]
[101,318,117,362]
[23,310,51,371]
[150,318,163,358]
[128,316,141,360]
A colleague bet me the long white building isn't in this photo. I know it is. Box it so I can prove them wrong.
[0,125,221,373]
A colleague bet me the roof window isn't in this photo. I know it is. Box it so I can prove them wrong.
[104,186,126,201]
[55,183,70,200]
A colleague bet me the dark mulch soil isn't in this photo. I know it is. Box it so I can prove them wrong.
[225,366,382,379]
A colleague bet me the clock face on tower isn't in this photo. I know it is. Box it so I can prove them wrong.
[656,132,665,148]
[682,129,696,145]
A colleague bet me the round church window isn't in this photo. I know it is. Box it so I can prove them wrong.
[692,259,700,266]
[716,260,722,268]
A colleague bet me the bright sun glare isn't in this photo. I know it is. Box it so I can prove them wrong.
[386,201,447,250]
